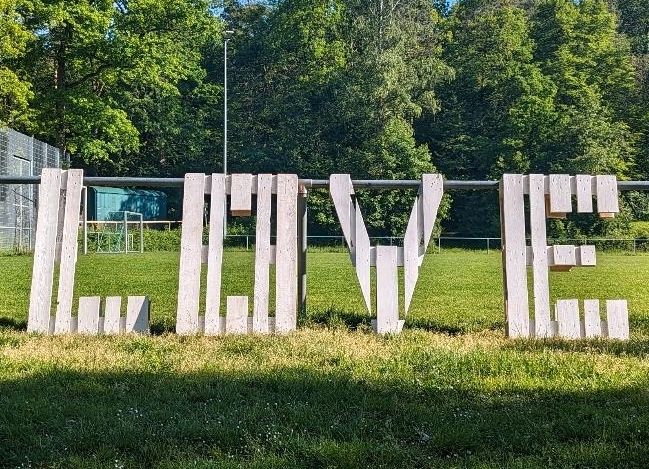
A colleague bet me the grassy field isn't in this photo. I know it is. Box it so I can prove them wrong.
[2,251,649,467]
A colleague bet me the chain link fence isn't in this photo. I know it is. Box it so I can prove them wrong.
[0,128,62,251]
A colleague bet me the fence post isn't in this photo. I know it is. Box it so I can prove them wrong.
[487,237,490,253]
[140,214,144,253]
[438,237,441,254]
[246,235,249,251]
[633,238,637,255]
[124,211,128,253]
[297,185,308,315]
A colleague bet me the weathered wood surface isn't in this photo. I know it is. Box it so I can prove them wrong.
[226,296,249,334]
[176,173,206,334]
[528,174,551,338]
[500,174,530,338]
[103,296,123,335]
[576,175,593,213]
[596,175,619,216]
[275,174,298,333]
[606,300,629,339]
[230,173,253,216]
[376,246,399,334]
[205,174,226,335]
[549,174,572,216]
[28,169,63,333]
[54,169,83,334]
[126,296,150,333]
[583,299,601,338]
[77,296,101,334]
[556,299,580,339]
[253,174,272,333]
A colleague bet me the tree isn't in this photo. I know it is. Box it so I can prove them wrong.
[17,0,220,170]
[0,0,32,126]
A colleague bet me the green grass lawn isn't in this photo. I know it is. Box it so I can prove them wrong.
[2,251,649,467]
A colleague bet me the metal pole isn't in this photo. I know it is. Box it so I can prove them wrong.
[140,213,144,253]
[297,186,308,315]
[124,211,128,253]
[487,237,490,254]
[83,186,88,255]
[224,38,229,177]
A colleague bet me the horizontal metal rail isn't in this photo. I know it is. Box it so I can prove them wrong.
[1,175,648,191]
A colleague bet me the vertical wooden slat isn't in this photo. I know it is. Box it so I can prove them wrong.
[556,299,581,339]
[176,173,205,334]
[583,299,601,338]
[275,174,298,333]
[355,201,372,313]
[403,198,419,314]
[226,296,249,334]
[500,174,530,338]
[230,173,253,216]
[103,296,122,335]
[549,174,572,215]
[376,246,399,334]
[421,174,444,249]
[551,245,576,271]
[126,296,150,333]
[329,174,354,245]
[54,169,83,334]
[606,300,629,340]
[576,175,593,213]
[577,245,596,266]
[205,174,226,335]
[28,168,63,333]
[77,296,101,334]
[596,175,619,216]
[528,174,551,338]
[253,174,272,333]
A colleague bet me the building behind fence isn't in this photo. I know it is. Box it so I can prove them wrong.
[0,128,63,250]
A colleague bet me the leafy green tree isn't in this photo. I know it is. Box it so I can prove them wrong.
[18,0,220,169]
[0,0,32,126]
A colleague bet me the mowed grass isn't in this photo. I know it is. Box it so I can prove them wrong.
[2,251,649,467]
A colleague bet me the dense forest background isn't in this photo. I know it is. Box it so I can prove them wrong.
[1,0,648,237]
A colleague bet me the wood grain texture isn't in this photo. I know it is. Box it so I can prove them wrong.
[577,245,597,266]
[77,296,101,334]
[556,299,581,339]
[576,175,593,213]
[126,296,150,333]
[606,300,629,340]
[376,246,399,334]
[275,174,298,333]
[329,174,355,245]
[230,173,253,216]
[54,169,83,334]
[354,201,372,313]
[528,174,552,338]
[103,296,122,335]
[500,174,530,338]
[549,174,572,215]
[583,299,601,338]
[596,175,619,216]
[253,174,272,333]
[176,173,206,334]
[28,169,63,333]
[226,296,249,334]
[205,174,226,335]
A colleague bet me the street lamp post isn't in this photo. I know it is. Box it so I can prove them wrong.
[223,30,233,236]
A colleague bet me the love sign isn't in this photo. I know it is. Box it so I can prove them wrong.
[25,169,629,340]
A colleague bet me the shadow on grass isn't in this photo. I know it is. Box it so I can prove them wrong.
[504,336,649,358]
[302,308,501,336]
[1,368,648,467]
[0,316,25,331]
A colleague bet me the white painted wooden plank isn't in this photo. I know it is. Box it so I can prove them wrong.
[54,169,83,334]
[403,197,419,314]
[596,175,619,216]
[556,299,581,339]
[103,296,122,335]
[355,201,371,313]
[528,174,552,338]
[577,245,596,266]
[230,173,253,216]
[275,174,298,333]
[329,174,355,246]
[253,174,272,333]
[126,296,150,333]
[549,174,572,215]
[500,174,530,338]
[606,300,629,340]
[551,245,576,270]
[226,296,249,334]
[376,246,399,334]
[28,168,63,333]
[176,173,206,334]
[421,174,444,249]
[583,299,601,338]
[54,171,68,264]
[78,296,101,334]
[205,174,226,335]
[576,175,593,213]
